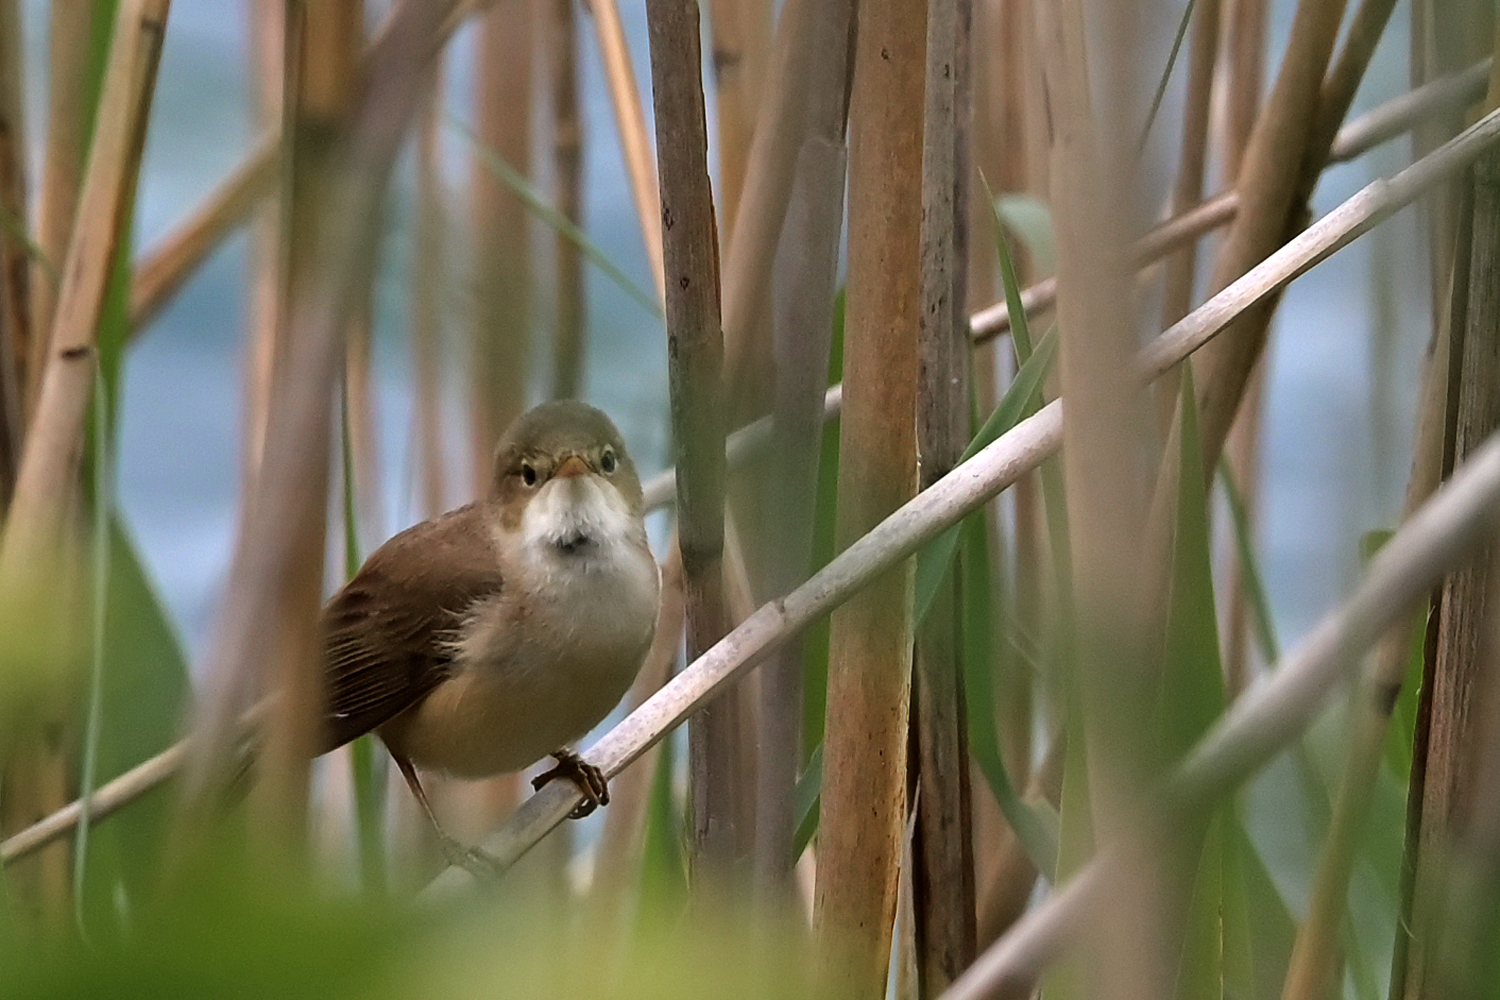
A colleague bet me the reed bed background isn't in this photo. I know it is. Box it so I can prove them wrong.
[1,1,1499,999]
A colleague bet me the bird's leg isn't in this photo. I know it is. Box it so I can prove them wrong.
[392,754,504,882]
[531,748,609,819]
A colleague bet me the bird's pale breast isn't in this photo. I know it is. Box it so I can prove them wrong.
[378,499,658,778]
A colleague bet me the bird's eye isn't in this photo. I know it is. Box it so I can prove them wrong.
[600,447,618,474]
[520,462,538,486]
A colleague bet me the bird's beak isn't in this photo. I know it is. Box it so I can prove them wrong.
[553,454,590,479]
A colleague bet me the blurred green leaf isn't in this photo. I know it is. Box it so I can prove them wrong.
[913,332,1056,624]
[993,194,1058,289]
[81,517,189,906]
[792,743,822,858]
[637,730,686,918]
[1160,366,1230,1000]
[1219,459,1281,663]
[959,514,1057,874]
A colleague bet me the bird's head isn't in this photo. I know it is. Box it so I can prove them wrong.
[491,401,646,559]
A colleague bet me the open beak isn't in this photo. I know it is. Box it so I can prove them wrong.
[553,454,590,479]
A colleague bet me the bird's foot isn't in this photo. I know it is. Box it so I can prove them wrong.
[532,749,609,819]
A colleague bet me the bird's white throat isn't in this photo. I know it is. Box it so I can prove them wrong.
[521,473,643,566]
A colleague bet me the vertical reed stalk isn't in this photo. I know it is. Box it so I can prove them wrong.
[247,0,362,852]
[243,0,285,488]
[1397,76,1500,1000]
[912,0,977,993]
[411,55,448,518]
[26,3,94,418]
[1218,0,1266,175]
[0,0,167,596]
[756,0,853,899]
[644,0,741,885]
[814,0,926,992]
[0,0,169,920]
[547,0,585,400]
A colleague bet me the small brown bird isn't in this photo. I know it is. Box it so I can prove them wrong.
[319,400,660,876]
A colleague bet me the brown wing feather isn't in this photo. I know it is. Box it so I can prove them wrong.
[321,503,505,752]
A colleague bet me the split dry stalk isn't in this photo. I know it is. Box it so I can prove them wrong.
[644,0,740,881]
[911,0,977,991]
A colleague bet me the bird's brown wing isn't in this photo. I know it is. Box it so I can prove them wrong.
[321,505,506,752]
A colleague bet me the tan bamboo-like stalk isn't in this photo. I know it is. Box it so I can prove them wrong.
[468,1,532,489]
[176,0,462,847]
[644,0,742,884]
[243,0,285,491]
[242,0,367,852]
[1412,0,1492,340]
[411,55,448,519]
[0,0,168,919]
[752,0,853,899]
[709,0,772,429]
[129,133,278,334]
[1428,542,1500,996]
[0,0,168,598]
[583,0,664,299]
[547,0,585,400]
[813,0,926,992]
[1191,0,1348,470]
[25,2,93,419]
[1218,0,1266,177]
[719,0,843,420]
[912,0,976,992]
[0,0,28,503]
